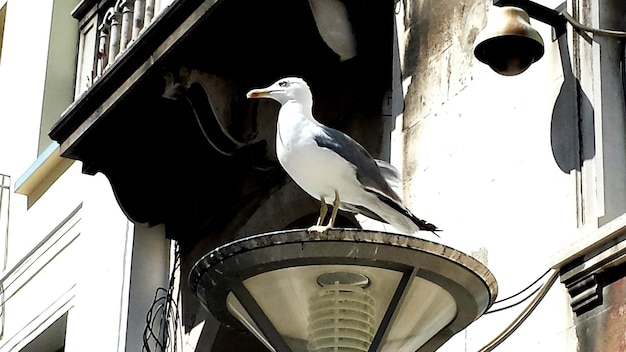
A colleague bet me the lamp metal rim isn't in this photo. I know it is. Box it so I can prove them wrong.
[190,228,497,297]
[189,228,498,352]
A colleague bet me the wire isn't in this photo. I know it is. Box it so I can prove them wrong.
[484,268,551,315]
[561,11,626,38]
[493,269,551,305]
[482,269,551,315]
[477,269,560,352]
[142,242,181,352]
[485,285,542,314]
[143,290,168,352]
[561,11,626,152]
[185,95,236,157]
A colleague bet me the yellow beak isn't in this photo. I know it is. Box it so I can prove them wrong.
[246,89,272,99]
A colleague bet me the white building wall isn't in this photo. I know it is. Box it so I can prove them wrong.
[0,1,170,351]
[63,172,135,352]
[0,0,53,178]
[0,165,134,352]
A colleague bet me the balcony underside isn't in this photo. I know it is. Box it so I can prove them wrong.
[50,0,392,241]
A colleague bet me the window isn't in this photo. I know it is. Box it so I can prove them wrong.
[19,313,67,352]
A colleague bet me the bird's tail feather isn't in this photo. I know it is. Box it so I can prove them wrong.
[364,187,440,236]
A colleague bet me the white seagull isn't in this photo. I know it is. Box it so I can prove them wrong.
[247,77,439,235]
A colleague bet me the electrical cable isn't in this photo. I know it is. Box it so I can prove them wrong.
[561,11,626,38]
[485,285,542,314]
[482,269,551,315]
[561,12,626,160]
[483,269,553,315]
[561,10,626,119]
[477,269,560,352]
[185,96,236,157]
[142,242,181,352]
[492,268,551,305]
[143,290,168,352]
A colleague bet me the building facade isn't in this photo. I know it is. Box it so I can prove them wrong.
[0,0,624,351]
[0,1,173,351]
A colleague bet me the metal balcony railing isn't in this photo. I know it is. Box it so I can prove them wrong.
[95,0,160,78]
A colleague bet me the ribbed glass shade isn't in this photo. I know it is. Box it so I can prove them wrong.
[381,279,456,351]
[225,265,457,352]
[238,265,402,351]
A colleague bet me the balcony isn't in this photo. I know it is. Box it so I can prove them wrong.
[72,0,174,97]
[50,0,393,240]
[93,0,160,80]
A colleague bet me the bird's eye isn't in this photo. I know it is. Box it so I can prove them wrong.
[278,81,288,87]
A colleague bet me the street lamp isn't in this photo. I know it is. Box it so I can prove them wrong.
[474,0,567,75]
[474,0,626,76]
[190,229,497,352]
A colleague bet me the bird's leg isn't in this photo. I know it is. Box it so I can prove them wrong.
[327,191,340,228]
[316,197,328,226]
[308,198,329,233]
[308,191,340,233]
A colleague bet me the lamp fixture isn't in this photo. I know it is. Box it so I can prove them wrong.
[474,0,567,76]
[474,6,547,76]
[190,229,497,352]
[474,0,626,76]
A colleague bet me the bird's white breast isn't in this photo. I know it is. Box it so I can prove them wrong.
[276,104,362,203]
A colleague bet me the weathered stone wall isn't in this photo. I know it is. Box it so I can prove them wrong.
[395,0,583,349]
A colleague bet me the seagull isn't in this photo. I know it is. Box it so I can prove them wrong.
[246,77,439,235]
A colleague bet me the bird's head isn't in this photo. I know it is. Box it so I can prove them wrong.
[246,77,313,106]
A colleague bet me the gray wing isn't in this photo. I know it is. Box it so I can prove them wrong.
[375,159,402,198]
[313,126,401,202]
[314,126,440,233]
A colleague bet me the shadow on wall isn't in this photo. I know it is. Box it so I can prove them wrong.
[551,33,595,173]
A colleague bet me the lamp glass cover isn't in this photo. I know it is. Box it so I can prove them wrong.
[226,264,459,351]
[226,292,277,352]
[381,278,457,351]
[240,265,402,351]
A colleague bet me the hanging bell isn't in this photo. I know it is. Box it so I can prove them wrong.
[474,6,545,76]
